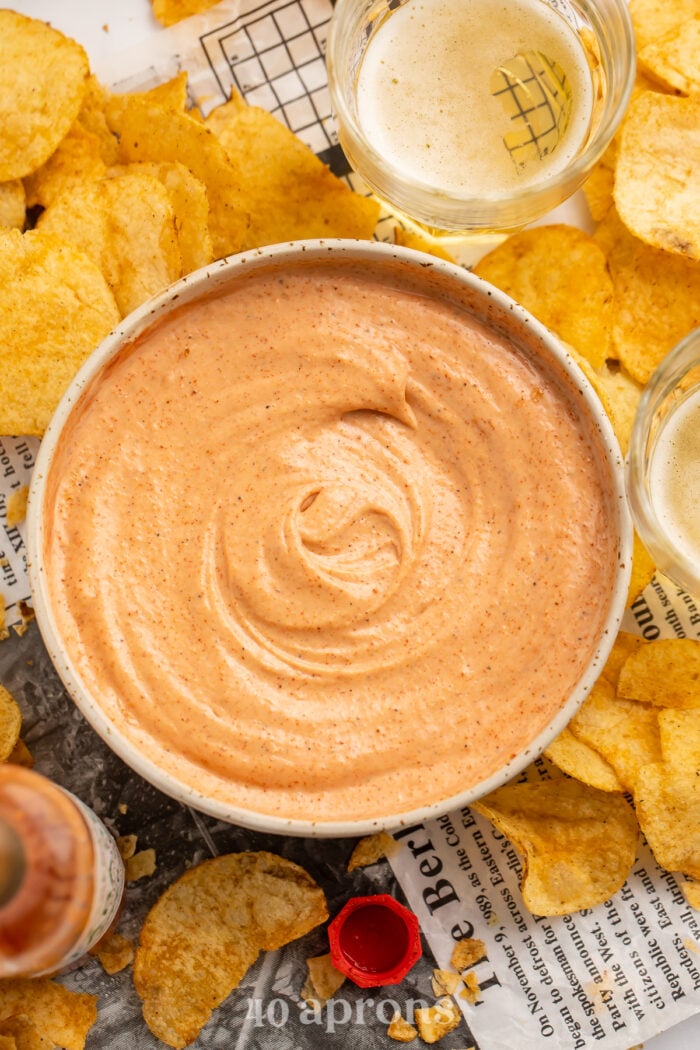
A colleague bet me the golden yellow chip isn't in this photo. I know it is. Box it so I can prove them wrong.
[594,208,700,384]
[387,1011,419,1043]
[0,11,89,181]
[450,937,486,973]
[639,17,700,96]
[0,1033,14,1049]
[658,708,700,767]
[301,953,345,1009]
[432,969,462,997]
[106,93,246,260]
[136,73,190,113]
[614,92,700,261]
[629,0,700,52]
[627,532,656,605]
[0,1015,47,1050]
[133,851,328,1048]
[635,763,700,879]
[582,138,618,223]
[414,998,461,1044]
[461,971,481,1005]
[473,225,614,369]
[204,93,379,250]
[544,726,624,792]
[116,833,138,861]
[126,848,157,882]
[7,739,33,769]
[39,172,181,318]
[76,76,119,166]
[6,488,28,529]
[0,980,97,1050]
[473,779,638,915]
[569,679,662,793]
[347,830,398,871]
[584,360,642,459]
[91,931,134,975]
[0,182,25,231]
[618,638,700,708]
[600,631,647,690]
[111,161,213,274]
[0,228,119,434]
[151,0,222,27]
[24,123,107,210]
[393,225,457,263]
[0,685,22,764]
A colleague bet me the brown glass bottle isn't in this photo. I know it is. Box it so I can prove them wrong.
[0,766,124,977]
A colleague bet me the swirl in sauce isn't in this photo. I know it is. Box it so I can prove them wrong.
[43,259,618,822]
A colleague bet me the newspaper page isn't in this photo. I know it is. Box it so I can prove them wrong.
[2,1,699,1048]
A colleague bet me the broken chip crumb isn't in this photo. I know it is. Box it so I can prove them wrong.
[118,802,128,814]
[414,997,461,1044]
[431,968,462,997]
[116,833,137,860]
[460,971,481,1005]
[5,487,28,528]
[301,952,345,1009]
[7,738,33,768]
[347,830,399,872]
[450,937,486,973]
[91,931,134,975]
[387,1009,418,1043]
[126,848,156,882]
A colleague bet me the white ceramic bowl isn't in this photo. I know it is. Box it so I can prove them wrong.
[27,240,632,837]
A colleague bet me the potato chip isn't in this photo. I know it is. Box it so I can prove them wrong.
[76,76,119,165]
[116,833,138,861]
[0,602,7,644]
[0,228,119,434]
[583,360,643,459]
[7,739,33,769]
[110,162,213,274]
[569,679,662,793]
[473,225,614,369]
[582,138,618,223]
[387,1011,419,1043]
[657,708,700,767]
[347,830,398,871]
[629,0,700,53]
[450,937,486,973]
[39,172,181,317]
[0,980,97,1050]
[639,18,700,96]
[0,1015,48,1050]
[0,686,22,764]
[0,11,89,181]
[600,631,647,690]
[106,93,247,260]
[0,182,24,231]
[204,93,379,250]
[432,969,462,997]
[151,0,222,27]
[635,763,700,879]
[627,532,656,605]
[414,998,461,1044]
[136,73,190,113]
[301,953,345,1009]
[544,727,624,792]
[133,851,328,1048]
[473,779,638,915]
[5,488,28,529]
[24,124,107,210]
[126,848,156,882]
[461,971,481,1004]
[594,208,700,383]
[614,92,700,261]
[91,931,134,975]
[393,226,457,263]
[618,638,700,708]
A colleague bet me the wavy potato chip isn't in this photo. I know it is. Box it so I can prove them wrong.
[569,678,662,793]
[0,980,97,1050]
[594,208,700,383]
[629,0,700,52]
[76,76,119,165]
[133,851,328,1048]
[106,93,247,259]
[582,138,618,223]
[0,182,25,231]
[0,11,89,181]
[0,686,21,763]
[635,763,700,879]
[0,229,119,435]
[544,726,624,792]
[473,225,614,368]
[618,638,700,708]
[615,92,700,261]
[24,123,107,209]
[473,779,638,915]
[638,17,700,96]
[205,94,379,250]
[658,708,700,767]
[39,172,181,317]
[600,631,647,690]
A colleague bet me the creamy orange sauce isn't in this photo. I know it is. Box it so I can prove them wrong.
[42,259,618,822]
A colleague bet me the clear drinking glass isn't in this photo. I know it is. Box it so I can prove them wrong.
[326,0,635,234]
[627,328,700,598]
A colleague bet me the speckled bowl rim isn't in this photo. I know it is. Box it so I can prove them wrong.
[26,239,633,838]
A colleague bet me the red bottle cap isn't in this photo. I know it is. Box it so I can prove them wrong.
[328,894,422,988]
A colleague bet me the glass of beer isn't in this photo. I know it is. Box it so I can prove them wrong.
[326,0,635,235]
[627,328,700,598]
